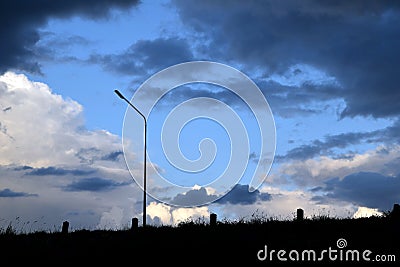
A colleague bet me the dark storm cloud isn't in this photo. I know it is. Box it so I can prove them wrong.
[377,119,400,143]
[34,32,91,61]
[0,0,140,74]
[170,187,216,206]
[0,188,38,198]
[101,151,124,161]
[216,184,272,205]
[75,147,101,164]
[170,184,271,206]
[153,83,246,111]
[75,148,125,164]
[173,0,400,119]
[88,37,194,76]
[26,166,95,176]
[311,171,400,211]
[13,165,33,171]
[260,81,342,118]
[277,119,400,161]
[39,32,90,49]
[278,131,377,161]
[63,177,130,192]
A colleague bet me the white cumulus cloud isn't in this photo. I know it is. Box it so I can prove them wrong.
[0,72,143,231]
[0,71,123,167]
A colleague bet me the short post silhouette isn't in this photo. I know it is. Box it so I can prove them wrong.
[131,217,139,231]
[297,208,304,221]
[62,221,69,234]
[210,213,217,226]
[390,203,400,221]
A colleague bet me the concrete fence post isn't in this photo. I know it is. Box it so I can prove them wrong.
[62,221,69,234]
[210,213,217,226]
[297,208,304,221]
[390,203,400,221]
[131,217,139,231]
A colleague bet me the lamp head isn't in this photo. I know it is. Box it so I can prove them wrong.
[114,89,124,99]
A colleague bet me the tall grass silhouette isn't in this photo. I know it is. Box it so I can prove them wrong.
[1,207,399,265]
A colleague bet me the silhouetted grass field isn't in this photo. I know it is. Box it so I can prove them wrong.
[1,213,399,265]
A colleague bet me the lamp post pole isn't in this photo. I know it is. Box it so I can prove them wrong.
[114,89,147,227]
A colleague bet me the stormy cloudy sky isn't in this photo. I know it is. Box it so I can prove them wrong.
[1,0,399,231]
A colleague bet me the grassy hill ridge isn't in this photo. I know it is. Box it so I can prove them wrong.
[1,214,399,265]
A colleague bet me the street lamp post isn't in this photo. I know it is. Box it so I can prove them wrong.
[114,89,147,227]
